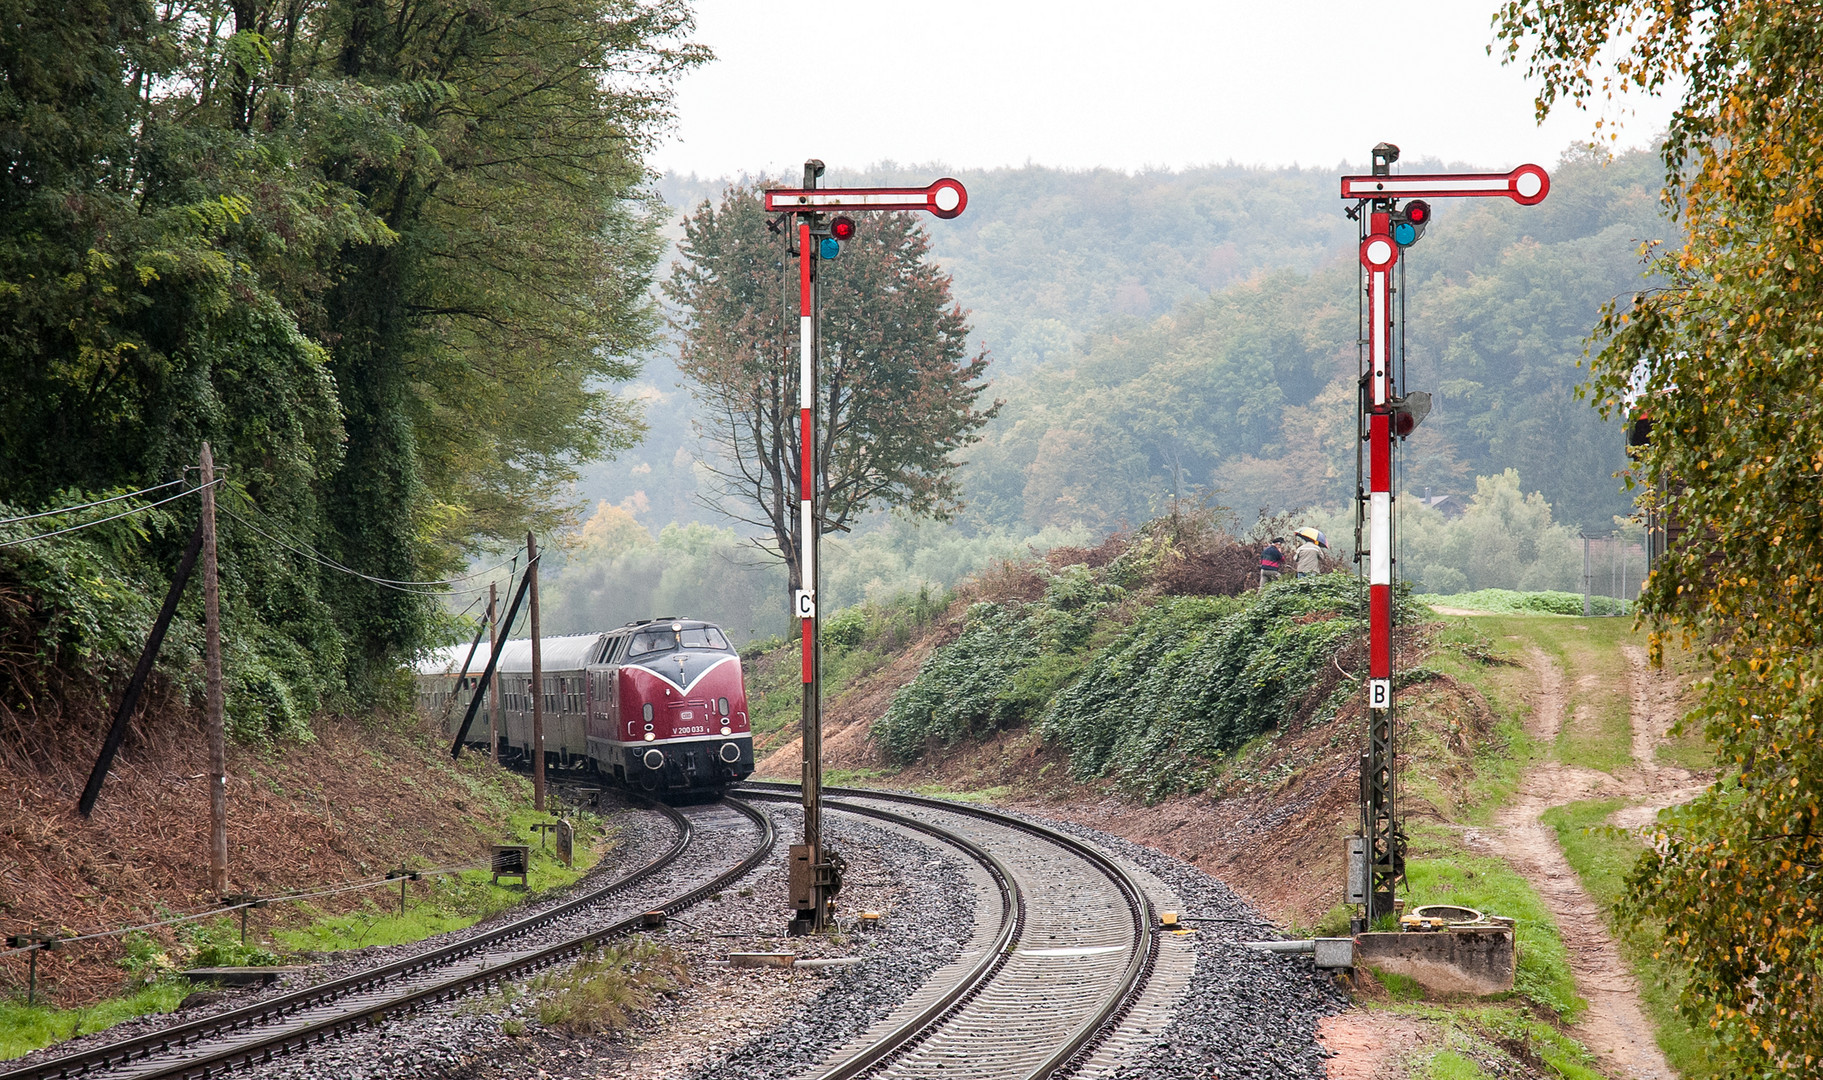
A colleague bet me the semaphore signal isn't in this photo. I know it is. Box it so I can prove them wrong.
[768,161,970,935]
[1340,142,1547,933]
[764,177,968,218]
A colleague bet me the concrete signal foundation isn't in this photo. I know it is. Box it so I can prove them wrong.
[1354,928,1516,996]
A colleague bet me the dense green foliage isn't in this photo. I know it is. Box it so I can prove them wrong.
[1044,576,1398,800]
[874,563,1124,764]
[0,0,698,720]
[1499,3,1823,1072]
[873,526,1404,801]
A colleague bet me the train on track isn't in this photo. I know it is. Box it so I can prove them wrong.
[414,618,755,794]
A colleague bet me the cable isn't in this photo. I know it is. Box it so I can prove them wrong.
[0,480,185,526]
[222,508,517,595]
[0,481,217,550]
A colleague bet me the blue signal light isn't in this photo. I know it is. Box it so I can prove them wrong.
[819,237,840,259]
[1393,221,1417,246]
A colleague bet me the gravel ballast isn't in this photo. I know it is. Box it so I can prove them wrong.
[1001,808,1347,1080]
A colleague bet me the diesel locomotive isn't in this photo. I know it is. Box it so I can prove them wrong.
[415,618,755,793]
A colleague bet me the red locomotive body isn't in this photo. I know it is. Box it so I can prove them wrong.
[586,619,755,792]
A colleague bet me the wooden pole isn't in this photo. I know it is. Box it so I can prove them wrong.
[488,581,501,764]
[79,521,204,816]
[527,532,544,812]
[201,443,227,896]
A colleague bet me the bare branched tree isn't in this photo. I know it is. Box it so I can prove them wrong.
[665,185,999,596]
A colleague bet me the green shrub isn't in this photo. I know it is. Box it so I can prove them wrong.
[532,940,689,1036]
[1415,588,1629,617]
[872,569,1118,763]
[873,602,1043,762]
[1041,575,1394,800]
[183,920,281,969]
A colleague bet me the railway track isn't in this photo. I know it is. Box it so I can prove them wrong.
[2,796,775,1080]
[739,782,1159,1080]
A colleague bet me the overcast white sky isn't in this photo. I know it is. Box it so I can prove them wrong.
[650,0,1674,178]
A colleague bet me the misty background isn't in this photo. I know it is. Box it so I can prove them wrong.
[532,145,1665,643]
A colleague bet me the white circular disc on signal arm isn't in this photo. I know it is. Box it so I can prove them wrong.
[927,178,968,218]
[1360,235,1398,270]
[1508,163,1551,205]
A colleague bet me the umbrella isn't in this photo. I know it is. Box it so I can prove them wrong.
[1296,527,1328,549]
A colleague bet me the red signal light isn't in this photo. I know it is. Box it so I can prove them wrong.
[830,216,856,241]
[1405,200,1430,224]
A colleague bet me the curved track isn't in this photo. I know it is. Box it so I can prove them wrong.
[741,783,1157,1080]
[3,797,774,1080]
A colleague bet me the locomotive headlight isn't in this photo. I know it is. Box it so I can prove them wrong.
[642,703,653,721]
[720,725,731,736]
[718,697,729,715]
[644,732,655,741]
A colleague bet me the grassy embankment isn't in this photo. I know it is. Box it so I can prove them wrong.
[1418,599,1716,1078]
[0,718,609,1061]
[772,557,1710,1077]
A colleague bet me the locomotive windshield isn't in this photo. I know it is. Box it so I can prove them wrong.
[627,624,730,657]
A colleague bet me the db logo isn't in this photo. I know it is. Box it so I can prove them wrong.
[794,590,816,619]
[1368,679,1391,710]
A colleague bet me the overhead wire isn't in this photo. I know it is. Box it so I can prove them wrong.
[0,480,185,526]
[0,481,219,550]
[221,505,518,595]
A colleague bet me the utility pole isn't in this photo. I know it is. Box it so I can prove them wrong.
[488,581,502,764]
[200,442,227,896]
[1338,146,1549,930]
[527,532,544,811]
[763,165,969,934]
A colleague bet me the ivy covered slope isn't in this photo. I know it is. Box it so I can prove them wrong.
[870,512,1425,801]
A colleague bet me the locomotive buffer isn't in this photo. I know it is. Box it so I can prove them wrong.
[764,164,969,934]
[1339,143,1548,930]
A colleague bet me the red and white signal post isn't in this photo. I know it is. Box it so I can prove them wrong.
[763,161,969,933]
[1341,144,1548,929]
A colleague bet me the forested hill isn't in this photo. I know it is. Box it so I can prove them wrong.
[620,149,1666,536]
[658,162,1349,375]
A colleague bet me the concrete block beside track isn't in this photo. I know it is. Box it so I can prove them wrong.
[1354,928,1516,996]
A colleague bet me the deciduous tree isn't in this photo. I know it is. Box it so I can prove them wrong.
[1498,3,1823,1072]
[665,186,998,598]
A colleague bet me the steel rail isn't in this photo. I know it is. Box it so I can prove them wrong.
[3,798,768,1080]
[740,781,1157,1079]
[737,790,1024,1080]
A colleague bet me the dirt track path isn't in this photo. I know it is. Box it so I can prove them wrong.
[1464,645,1699,1080]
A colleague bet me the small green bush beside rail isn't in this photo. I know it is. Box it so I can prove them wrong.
[1416,589,1629,617]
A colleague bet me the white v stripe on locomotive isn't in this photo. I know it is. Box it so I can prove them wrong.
[629,653,740,695]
